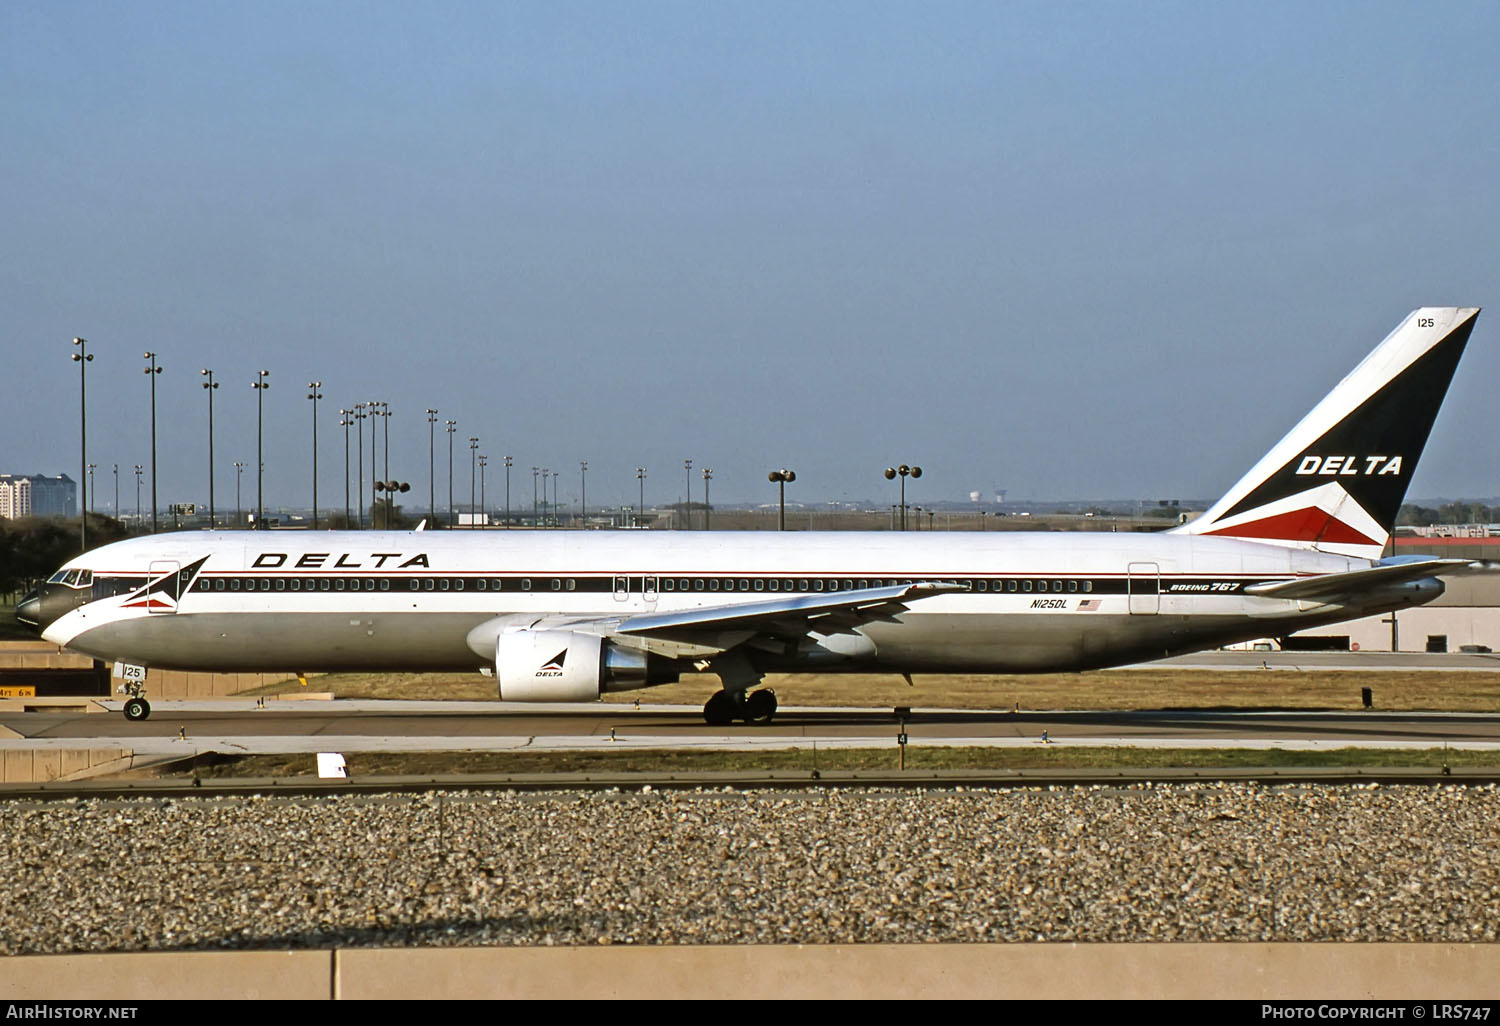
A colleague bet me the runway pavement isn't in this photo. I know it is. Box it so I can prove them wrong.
[3,698,1500,757]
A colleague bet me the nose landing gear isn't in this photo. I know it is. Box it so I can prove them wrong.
[118,679,151,721]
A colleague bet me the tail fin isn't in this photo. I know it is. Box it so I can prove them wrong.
[1174,307,1480,560]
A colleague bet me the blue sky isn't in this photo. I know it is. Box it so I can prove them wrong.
[4,1,1498,514]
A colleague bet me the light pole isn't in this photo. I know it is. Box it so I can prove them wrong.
[504,456,513,528]
[354,404,366,527]
[426,409,438,524]
[251,370,270,528]
[340,410,352,526]
[201,369,218,527]
[636,466,647,524]
[531,466,539,525]
[233,462,244,526]
[71,338,92,550]
[87,464,96,514]
[551,470,560,526]
[380,402,390,501]
[112,463,118,519]
[884,464,923,531]
[579,460,588,528]
[134,465,143,523]
[702,467,713,531]
[445,420,457,527]
[469,438,479,528]
[143,352,163,533]
[768,469,796,531]
[478,455,488,527]
[684,458,692,529]
[368,400,385,528]
[307,382,322,528]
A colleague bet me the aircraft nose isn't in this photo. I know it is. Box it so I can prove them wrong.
[15,589,41,630]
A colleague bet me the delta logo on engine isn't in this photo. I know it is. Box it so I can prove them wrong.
[537,650,567,677]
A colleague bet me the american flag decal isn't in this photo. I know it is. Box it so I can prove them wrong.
[1078,599,1102,611]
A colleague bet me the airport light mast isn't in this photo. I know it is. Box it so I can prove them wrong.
[445,420,456,527]
[201,369,218,527]
[144,353,164,533]
[426,409,438,524]
[884,464,922,531]
[307,382,322,529]
[251,370,269,528]
[769,469,796,531]
[71,338,91,550]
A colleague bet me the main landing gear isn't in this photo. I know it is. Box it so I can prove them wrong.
[118,680,151,721]
[702,688,777,726]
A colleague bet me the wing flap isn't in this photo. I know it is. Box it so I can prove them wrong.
[616,581,961,642]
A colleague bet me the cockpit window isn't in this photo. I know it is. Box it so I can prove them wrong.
[48,571,69,584]
[62,570,80,586]
[76,570,92,588]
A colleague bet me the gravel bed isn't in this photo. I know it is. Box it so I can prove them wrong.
[2,783,1496,953]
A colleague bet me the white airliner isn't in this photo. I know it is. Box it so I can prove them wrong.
[18,307,1487,724]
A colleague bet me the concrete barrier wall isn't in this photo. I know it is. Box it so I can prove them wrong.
[0,643,289,698]
[0,943,1495,1000]
[0,643,94,670]
[0,748,131,783]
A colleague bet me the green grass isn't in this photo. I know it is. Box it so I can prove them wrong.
[169,745,1500,780]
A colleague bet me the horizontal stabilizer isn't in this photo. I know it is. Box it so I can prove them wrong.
[1244,558,1497,602]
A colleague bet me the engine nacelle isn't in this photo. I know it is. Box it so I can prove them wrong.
[494,628,677,702]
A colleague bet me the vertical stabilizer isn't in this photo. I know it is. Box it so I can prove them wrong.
[1174,307,1480,560]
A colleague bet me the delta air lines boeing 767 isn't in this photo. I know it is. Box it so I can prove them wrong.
[18,307,1488,724]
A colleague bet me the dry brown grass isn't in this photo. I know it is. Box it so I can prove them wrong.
[244,668,1500,712]
[181,745,1500,780]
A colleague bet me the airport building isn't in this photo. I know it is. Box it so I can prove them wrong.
[0,474,77,520]
[1294,535,1500,653]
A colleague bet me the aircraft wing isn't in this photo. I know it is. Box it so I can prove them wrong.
[610,581,963,653]
[1243,558,1495,602]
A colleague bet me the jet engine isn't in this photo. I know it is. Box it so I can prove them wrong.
[494,628,678,702]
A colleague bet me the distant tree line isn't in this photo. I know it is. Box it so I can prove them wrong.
[1397,502,1500,526]
[0,515,141,601]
